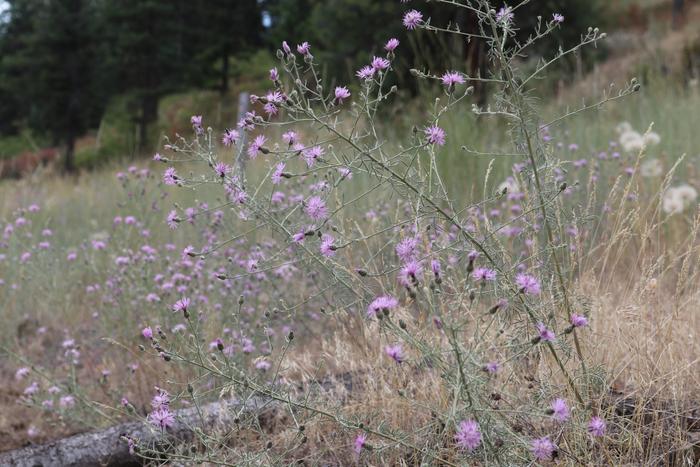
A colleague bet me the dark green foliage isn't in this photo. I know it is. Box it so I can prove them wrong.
[0,0,605,169]
[1,0,106,170]
[263,0,607,87]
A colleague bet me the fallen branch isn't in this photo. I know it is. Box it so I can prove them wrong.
[0,397,275,467]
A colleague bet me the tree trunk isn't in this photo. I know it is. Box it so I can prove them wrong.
[138,94,158,152]
[0,397,271,467]
[221,50,230,95]
[64,137,76,172]
[673,0,685,29]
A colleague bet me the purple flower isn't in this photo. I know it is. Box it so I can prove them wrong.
[247,135,267,159]
[222,129,239,147]
[588,416,606,437]
[334,86,351,103]
[384,38,400,51]
[271,162,285,185]
[142,327,153,339]
[570,314,588,328]
[302,145,324,167]
[531,437,556,461]
[395,237,418,262]
[385,344,404,363]
[425,125,446,146]
[367,295,398,317]
[297,41,311,55]
[320,234,335,257]
[15,367,30,380]
[269,67,279,81]
[441,71,465,88]
[264,102,278,117]
[59,395,75,408]
[353,433,367,454]
[172,297,190,313]
[485,361,500,374]
[400,260,423,285]
[304,196,328,220]
[431,259,441,277]
[371,56,390,71]
[536,322,556,342]
[163,167,178,185]
[191,115,203,135]
[496,6,514,24]
[550,398,570,422]
[338,167,352,179]
[166,210,180,230]
[214,162,231,178]
[455,419,481,452]
[356,66,375,80]
[151,390,170,410]
[282,131,298,145]
[403,10,423,30]
[516,273,541,295]
[282,41,291,55]
[148,408,175,430]
[472,267,496,282]
[552,13,564,23]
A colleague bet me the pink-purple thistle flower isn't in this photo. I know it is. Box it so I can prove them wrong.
[536,322,556,342]
[549,398,570,422]
[269,67,279,82]
[530,437,557,461]
[334,86,351,104]
[320,234,335,257]
[472,267,496,282]
[148,407,175,430]
[247,135,267,159]
[395,237,418,262]
[496,6,514,24]
[588,416,606,437]
[403,10,423,30]
[296,41,311,55]
[172,297,190,313]
[271,162,285,185]
[425,125,446,146]
[371,56,390,71]
[142,327,153,339]
[166,210,180,229]
[516,273,541,295]
[367,295,398,317]
[552,13,564,23]
[304,196,328,220]
[384,38,400,51]
[221,129,239,147]
[282,131,298,145]
[214,162,231,178]
[570,314,588,328]
[353,433,367,454]
[441,71,466,89]
[356,66,375,80]
[455,419,482,452]
[163,167,178,186]
[384,344,404,363]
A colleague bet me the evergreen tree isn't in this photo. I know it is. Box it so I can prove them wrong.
[3,0,105,171]
[197,0,263,93]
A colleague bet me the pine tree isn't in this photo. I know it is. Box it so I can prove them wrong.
[5,0,106,171]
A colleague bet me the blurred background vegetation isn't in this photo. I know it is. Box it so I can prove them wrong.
[0,0,695,174]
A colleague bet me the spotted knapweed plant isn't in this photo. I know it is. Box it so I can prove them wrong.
[139,1,644,464]
[6,1,651,465]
